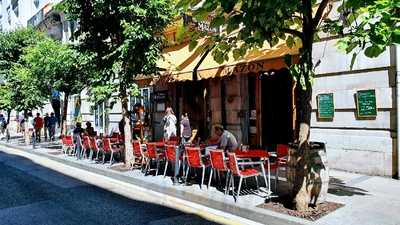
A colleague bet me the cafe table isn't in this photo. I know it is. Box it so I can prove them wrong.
[234,149,272,197]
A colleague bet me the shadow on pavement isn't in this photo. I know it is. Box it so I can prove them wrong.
[328,177,368,196]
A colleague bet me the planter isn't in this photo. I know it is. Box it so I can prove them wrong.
[287,141,329,205]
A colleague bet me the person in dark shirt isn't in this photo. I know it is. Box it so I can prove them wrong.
[73,122,84,160]
[44,113,50,141]
[48,113,58,141]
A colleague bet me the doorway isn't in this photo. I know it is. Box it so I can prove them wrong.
[261,68,294,148]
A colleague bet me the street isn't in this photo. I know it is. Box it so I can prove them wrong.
[0,151,219,225]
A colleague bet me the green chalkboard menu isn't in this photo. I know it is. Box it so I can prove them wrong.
[356,89,377,117]
[317,93,334,119]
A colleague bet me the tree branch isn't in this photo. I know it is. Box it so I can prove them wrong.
[313,0,331,29]
[283,28,304,40]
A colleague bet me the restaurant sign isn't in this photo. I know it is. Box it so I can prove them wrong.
[208,59,286,77]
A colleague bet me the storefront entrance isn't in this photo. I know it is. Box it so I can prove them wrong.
[249,68,294,148]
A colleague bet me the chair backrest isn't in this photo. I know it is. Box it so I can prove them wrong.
[165,145,176,161]
[185,147,203,168]
[132,140,142,157]
[102,138,111,152]
[146,143,157,159]
[63,135,73,146]
[209,149,227,171]
[82,136,91,149]
[89,137,99,151]
[227,153,240,176]
[166,140,178,145]
[276,144,289,158]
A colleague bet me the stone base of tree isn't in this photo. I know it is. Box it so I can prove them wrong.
[287,142,330,209]
[258,195,343,221]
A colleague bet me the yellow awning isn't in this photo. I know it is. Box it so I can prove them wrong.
[157,39,211,82]
[158,40,299,82]
[197,43,299,80]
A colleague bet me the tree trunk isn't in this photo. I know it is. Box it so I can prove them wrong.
[289,1,315,211]
[24,110,29,145]
[61,93,69,135]
[121,88,134,167]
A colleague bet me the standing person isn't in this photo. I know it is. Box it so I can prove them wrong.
[18,114,25,134]
[0,114,6,135]
[33,113,44,142]
[214,124,238,153]
[73,122,84,159]
[180,113,192,145]
[162,107,177,141]
[27,112,35,144]
[44,113,50,141]
[48,112,58,141]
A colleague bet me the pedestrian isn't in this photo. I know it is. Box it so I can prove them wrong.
[85,121,96,137]
[18,114,25,134]
[0,114,6,135]
[34,113,44,142]
[162,107,177,141]
[48,112,58,141]
[73,122,84,160]
[180,113,192,145]
[44,113,50,141]
[27,112,35,144]
[213,124,239,153]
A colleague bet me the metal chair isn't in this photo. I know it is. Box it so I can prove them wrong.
[227,153,261,201]
[144,142,165,175]
[185,147,209,189]
[208,149,229,192]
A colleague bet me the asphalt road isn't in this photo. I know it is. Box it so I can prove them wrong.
[0,151,219,225]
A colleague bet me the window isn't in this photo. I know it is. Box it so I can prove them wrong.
[130,87,152,111]
[94,102,105,131]
[11,0,18,17]
[34,0,40,8]
[6,6,11,24]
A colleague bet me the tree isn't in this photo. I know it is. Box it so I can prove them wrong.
[176,0,399,211]
[5,65,48,144]
[22,39,92,135]
[0,27,47,144]
[0,85,13,123]
[60,0,175,165]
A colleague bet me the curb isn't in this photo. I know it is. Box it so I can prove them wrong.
[0,142,308,225]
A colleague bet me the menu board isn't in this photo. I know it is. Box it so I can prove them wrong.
[356,89,377,118]
[317,93,334,119]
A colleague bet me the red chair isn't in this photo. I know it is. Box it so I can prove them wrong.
[132,140,146,170]
[269,144,288,191]
[102,138,122,165]
[62,135,74,155]
[144,143,165,175]
[163,145,181,178]
[81,136,91,159]
[227,153,261,200]
[185,147,209,189]
[208,149,229,191]
[89,137,100,160]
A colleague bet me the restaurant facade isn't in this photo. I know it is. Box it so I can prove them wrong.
[15,2,398,178]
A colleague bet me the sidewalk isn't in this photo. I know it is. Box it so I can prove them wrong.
[1,137,400,225]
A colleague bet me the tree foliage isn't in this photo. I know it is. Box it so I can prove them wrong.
[0,28,47,112]
[22,39,91,96]
[59,0,176,102]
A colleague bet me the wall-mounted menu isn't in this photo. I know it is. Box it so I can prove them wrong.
[356,89,377,118]
[317,93,334,119]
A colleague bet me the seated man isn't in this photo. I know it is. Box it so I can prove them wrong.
[214,124,238,153]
